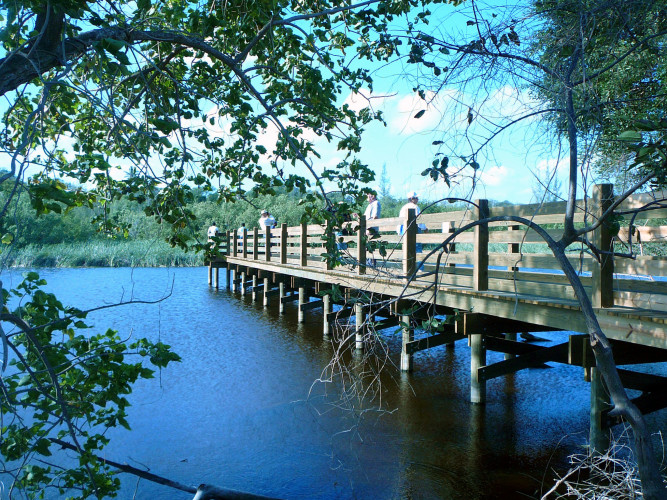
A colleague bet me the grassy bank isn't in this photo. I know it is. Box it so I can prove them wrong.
[2,240,203,268]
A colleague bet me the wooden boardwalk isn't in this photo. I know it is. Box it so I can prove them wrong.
[208,185,667,448]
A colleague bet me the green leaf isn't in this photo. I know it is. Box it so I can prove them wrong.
[2,233,13,244]
[150,118,180,134]
[414,109,426,119]
[33,438,52,457]
[618,131,643,142]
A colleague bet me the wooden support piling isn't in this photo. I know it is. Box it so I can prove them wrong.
[323,293,331,337]
[208,264,213,286]
[298,286,306,323]
[252,274,258,301]
[465,314,487,404]
[400,314,413,372]
[214,267,219,289]
[355,302,365,350]
[279,281,286,314]
[240,270,246,296]
[263,277,270,306]
[470,331,486,404]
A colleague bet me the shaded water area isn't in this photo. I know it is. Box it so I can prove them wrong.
[4,267,661,499]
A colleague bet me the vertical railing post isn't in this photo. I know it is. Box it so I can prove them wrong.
[508,225,520,271]
[300,222,308,268]
[265,225,271,262]
[357,215,366,275]
[242,228,248,259]
[280,223,287,264]
[325,221,334,271]
[403,208,417,279]
[445,220,456,268]
[473,199,489,291]
[592,183,614,308]
[232,229,238,257]
[253,227,259,260]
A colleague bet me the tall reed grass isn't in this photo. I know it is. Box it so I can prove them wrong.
[1,240,202,268]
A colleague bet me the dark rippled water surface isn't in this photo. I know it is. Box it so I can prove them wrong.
[3,267,664,499]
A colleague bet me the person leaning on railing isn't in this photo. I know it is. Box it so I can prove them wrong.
[258,209,276,229]
[398,191,427,254]
[207,221,220,242]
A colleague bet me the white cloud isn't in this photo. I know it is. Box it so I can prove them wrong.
[388,91,444,135]
[479,165,508,187]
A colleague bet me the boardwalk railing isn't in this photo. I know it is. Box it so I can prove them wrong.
[218,185,667,315]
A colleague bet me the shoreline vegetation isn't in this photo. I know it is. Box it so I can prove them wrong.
[2,240,202,268]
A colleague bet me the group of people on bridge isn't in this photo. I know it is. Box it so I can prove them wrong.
[206,190,426,244]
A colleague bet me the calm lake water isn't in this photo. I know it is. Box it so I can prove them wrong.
[3,267,663,499]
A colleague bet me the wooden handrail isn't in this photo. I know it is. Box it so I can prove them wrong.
[220,185,667,312]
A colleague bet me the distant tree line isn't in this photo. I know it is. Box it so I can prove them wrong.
[1,172,479,251]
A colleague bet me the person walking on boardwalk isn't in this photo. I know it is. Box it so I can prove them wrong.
[258,210,276,229]
[207,221,220,242]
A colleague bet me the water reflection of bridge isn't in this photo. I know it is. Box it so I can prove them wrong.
[207,185,667,451]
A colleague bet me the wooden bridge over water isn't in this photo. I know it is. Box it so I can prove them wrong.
[207,185,667,451]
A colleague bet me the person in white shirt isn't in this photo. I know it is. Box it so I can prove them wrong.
[258,210,276,229]
[362,192,382,266]
[207,222,220,241]
[399,191,427,232]
[364,192,381,221]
